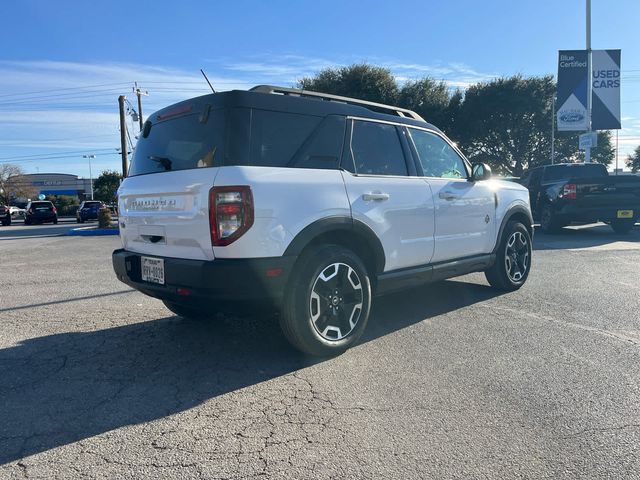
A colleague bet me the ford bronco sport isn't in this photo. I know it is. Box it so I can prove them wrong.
[113,85,533,356]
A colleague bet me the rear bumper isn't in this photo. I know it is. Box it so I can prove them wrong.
[112,249,296,309]
[556,204,639,222]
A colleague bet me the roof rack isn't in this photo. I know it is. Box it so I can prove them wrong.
[249,85,425,122]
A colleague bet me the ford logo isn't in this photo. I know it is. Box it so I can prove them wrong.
[560,111,585,123]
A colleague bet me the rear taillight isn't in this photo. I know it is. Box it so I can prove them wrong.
[560,183,577,200]
[52,207,57,214]
[209,186,254,246]
[28,208,33,214]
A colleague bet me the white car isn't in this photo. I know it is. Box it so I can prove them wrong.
[9,206,26,218]
[113,85,533,356]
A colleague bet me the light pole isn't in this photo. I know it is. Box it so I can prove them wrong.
[83,154,96,200]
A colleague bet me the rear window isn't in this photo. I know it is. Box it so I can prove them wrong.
[129,109,226,176]
[128,106,336,176]
[31,202,53,209]
[83,202,101,207]
[543,164,607,181]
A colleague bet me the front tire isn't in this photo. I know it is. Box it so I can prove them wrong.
[281,245,372,356]
[485,221,532,291]
[611,218,635,234]
[1,216,9,226]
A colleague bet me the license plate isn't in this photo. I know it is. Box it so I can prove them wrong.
[141,256,165,285]
[617,210,633,219]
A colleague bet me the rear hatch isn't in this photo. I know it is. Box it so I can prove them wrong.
[118,99,226,261]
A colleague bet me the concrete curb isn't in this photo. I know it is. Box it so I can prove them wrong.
[68,227,120,236]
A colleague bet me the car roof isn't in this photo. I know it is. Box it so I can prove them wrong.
[150,87,442,133]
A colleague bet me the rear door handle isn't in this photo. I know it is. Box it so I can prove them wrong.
[438,191,459,201]
[362,192,390,201]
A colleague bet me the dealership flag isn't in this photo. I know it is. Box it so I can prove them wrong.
[557,49,622,131]
[592,49,621,130]
[557,50,588,131]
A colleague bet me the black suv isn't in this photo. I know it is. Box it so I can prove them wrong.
[24,201,58,225]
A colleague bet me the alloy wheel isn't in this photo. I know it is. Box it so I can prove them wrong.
[505,231,529,282]
[309,262,363,341]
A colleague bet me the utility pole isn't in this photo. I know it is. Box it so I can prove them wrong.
[585,0,593,163]
[133,82,148,131]
[551,96,556,165]
[118,95,129,178]
[82,154,96,200]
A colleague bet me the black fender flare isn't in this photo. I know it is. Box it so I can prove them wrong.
[493,205,534,253]
[283,216,386,274]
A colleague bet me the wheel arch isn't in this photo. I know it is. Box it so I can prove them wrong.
[493,205,534,253]
[284,217,386,278]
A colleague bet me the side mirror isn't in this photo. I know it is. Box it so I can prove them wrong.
[471,163,492,181]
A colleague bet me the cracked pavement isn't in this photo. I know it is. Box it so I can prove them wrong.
[1,222,639,479]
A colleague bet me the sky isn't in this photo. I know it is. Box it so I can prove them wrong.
[1,0,639,177]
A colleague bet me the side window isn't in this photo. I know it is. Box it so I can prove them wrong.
[289,115,346,169]
[408,128,467,179]
[248,109,321,167]
[519,171,531,186]
[351,120,408,176]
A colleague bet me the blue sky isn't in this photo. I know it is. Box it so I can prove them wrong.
[1,0,639,177]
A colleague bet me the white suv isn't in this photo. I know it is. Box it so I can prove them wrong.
[113,85,533,356]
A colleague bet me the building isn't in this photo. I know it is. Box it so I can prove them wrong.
[20,173,93,199]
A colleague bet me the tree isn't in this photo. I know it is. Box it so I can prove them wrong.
[93,170,122,204]
[0,164,38,205]
[397,78,450,127]
[297,64,399,105]
[456,75,557,176]
[626,145,640,173]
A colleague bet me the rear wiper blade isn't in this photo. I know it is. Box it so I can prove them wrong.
[149,155,173,171]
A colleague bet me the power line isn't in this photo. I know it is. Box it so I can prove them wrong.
[0,82,131,99]
[0,148,117,162]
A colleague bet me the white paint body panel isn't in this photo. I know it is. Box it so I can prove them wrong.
[118,168,220,260]
[426,178,496,263]
[342,172,435,271]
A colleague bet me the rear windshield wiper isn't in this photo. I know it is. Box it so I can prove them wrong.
[149,155,173,171]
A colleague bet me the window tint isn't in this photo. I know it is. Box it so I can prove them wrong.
[289,116,346,169]
[129,110,226,176]
[542,164,607,181]
[351,121,407,176]
[248,110,321,167]
[408,128,467,179]
[529,169,542,186]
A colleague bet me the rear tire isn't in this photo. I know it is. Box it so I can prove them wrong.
[485,221,532,291]
[162,300,211,320]
[611,218,635,234]
[53,217,58,225]
[1,216,9,226]
[540,205,563,233]
[280,244,372,356]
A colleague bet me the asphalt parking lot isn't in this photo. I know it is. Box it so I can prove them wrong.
[1,223,639,479]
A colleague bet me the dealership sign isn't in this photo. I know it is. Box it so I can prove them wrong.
[556,49,621,131]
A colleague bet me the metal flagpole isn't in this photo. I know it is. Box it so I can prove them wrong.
[585,0,593,163]
[615,129,619,174]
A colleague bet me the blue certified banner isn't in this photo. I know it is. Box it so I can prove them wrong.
[557,50,588,131]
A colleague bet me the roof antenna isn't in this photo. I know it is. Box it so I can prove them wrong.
[200,69,216,93]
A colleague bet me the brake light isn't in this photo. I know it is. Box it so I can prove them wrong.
[28,208,33,214]
[52,207,57,214]
[209,186,254,246]
[561,183,577,200]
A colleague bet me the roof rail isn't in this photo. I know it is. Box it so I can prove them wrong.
[249,85,425,122]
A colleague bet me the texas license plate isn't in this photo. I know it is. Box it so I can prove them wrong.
[141,256,165,285]
[617,210,633,219]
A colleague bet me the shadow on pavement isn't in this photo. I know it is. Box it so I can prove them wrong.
[0,279,501,464]
[0,223,76,240]
[533,223,640,251]
[0,290,134,313]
